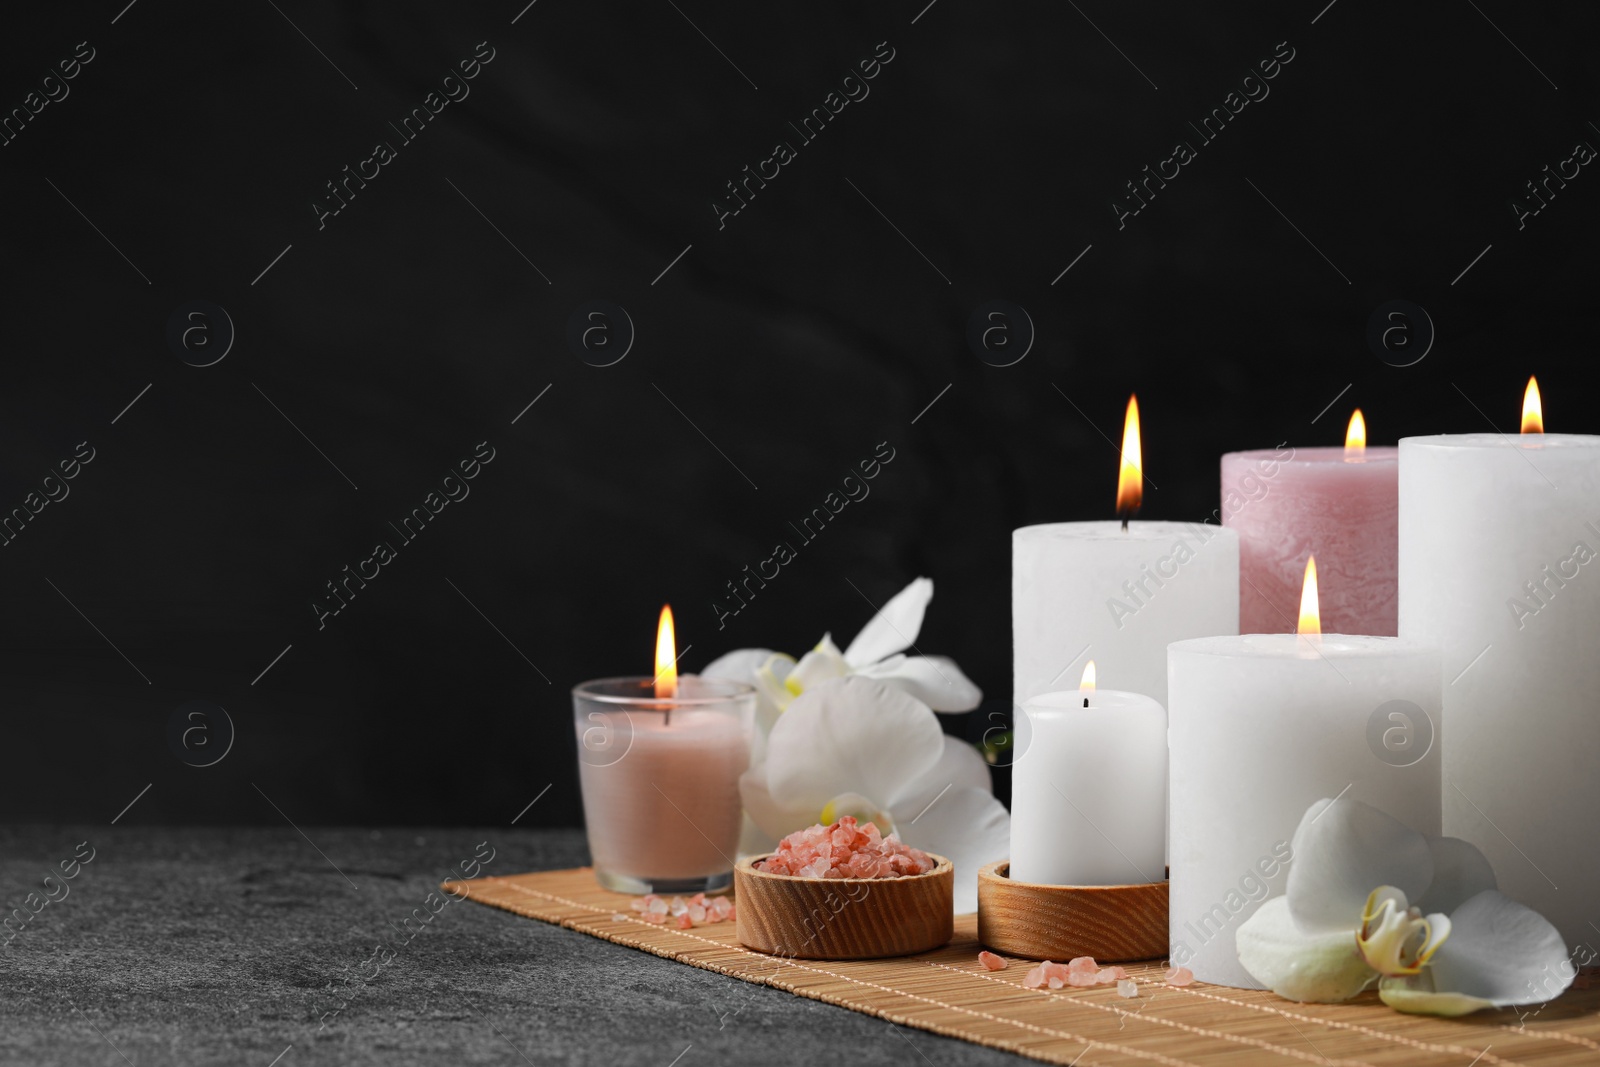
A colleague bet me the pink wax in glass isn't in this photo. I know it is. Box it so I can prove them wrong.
[1220,445,1398,636]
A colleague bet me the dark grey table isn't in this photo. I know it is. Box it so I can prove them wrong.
[0,826,1019,1066]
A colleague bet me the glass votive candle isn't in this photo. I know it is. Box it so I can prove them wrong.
[573,675,755,894]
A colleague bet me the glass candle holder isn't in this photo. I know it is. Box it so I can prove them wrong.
[574,675,755,894]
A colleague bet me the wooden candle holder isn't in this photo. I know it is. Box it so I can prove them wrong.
[976,860,1168,962]
[734,853,953,960]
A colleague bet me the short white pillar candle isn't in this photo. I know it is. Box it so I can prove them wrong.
[1011,665,1167,886]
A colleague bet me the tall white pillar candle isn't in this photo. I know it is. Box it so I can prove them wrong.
[1167,634,1441,987]
[1011,679,1167,886]
[1014,521,1239,708]
[1399,431,1600,951]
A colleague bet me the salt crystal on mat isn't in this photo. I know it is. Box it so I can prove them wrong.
[1095,968,1122,984]
[1023,964,1048,989]
[612,912,629,922]
[669,896,688,916]
[756,817,935,880]
[675,912,693,929]
[641,911,668,924]
[1117,979,1139,998]
[1067,956,1099,974]
[1164,966,1195,987]
[647,897,668,915]
[978,951,1008,972]
[688,905,707,923]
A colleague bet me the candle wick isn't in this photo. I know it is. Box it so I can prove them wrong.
[1082,697,1088,708]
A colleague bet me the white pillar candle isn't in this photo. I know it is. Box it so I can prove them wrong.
[1399,428,1600,951]
[1014,521,1239,708]
[1167,632,1441,987]
[1011,670,1167,886]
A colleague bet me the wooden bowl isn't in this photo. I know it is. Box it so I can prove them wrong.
[977,860,1168,962]
[734,853,953,959]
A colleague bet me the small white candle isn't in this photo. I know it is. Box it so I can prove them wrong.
[1167,561,1441,988]
[1400,379,1600,950]
[1011,662,1167,886]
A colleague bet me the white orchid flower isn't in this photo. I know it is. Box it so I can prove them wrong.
[1236,797,1574,1015]
[739,675,1008,913]
[702,577,982,724]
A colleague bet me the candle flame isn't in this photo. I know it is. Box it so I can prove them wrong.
[1345,409,1366,460]
[1115,394,1142,520]
[1080,660,1096,694]
[654,604,677,699]
[1522,376,1543,434]
[1298,557,1322,638]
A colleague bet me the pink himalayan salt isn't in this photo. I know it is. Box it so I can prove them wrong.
[629,892,735,928]
[1117,979,1139,998]
[978,951,1008,972]
[1025,958,1128,991]
[611,912,629,922]
[1164,966,1195,987]
[756,817,935,880]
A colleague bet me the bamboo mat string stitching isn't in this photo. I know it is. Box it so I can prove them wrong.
[921,959,1386,1067]
[494,879,1202,1067]
[462,873,1598,1067]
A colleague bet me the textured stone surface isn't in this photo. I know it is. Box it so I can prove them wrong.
[0,825,1018,1066]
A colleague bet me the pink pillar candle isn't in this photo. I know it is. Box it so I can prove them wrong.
[574,676,754,895]
[1220,446,1399,635]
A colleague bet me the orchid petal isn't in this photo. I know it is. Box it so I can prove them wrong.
[819,792,896,835]
[1286,798,1433,933]
[1378,972,1496,1016]
[763,676,945,814]
[884,735,994,814]
[842,577,932,668]
[893,785,1009,914]
[754,654,797,717]
[1235,897,1378,1002]
[855,654,982,713]
[1425,890,1574,1007]
[702,647,785,741]
[1416,836,1497,915]
[787,646,848,694]
[739,764,820,842]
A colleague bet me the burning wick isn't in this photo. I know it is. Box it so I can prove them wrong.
[654,604,677,723]
[1115,394,1142,533]
[1080,660,1096,709]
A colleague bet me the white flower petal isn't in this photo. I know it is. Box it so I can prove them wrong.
[1236,897,1378,1002]
[754,654,797,719]
[763,676,945,814]
[1286,798,1434,933]
[856,654,982,713]
[884,735,993,814]
[788,647,848,693]
[1416,836,1497,916]
[893,785,1009,914]
[1426,890,1574,1007]
[842,577,932,668]
[700,647,774,685]
[702,647,785,739]
[1378,973,1496,1016]
[739,764,819,842]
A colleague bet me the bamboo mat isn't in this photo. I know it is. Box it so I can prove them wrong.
[443,867,1600,1067]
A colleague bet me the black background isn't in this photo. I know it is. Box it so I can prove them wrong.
[2,1,1594,828]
